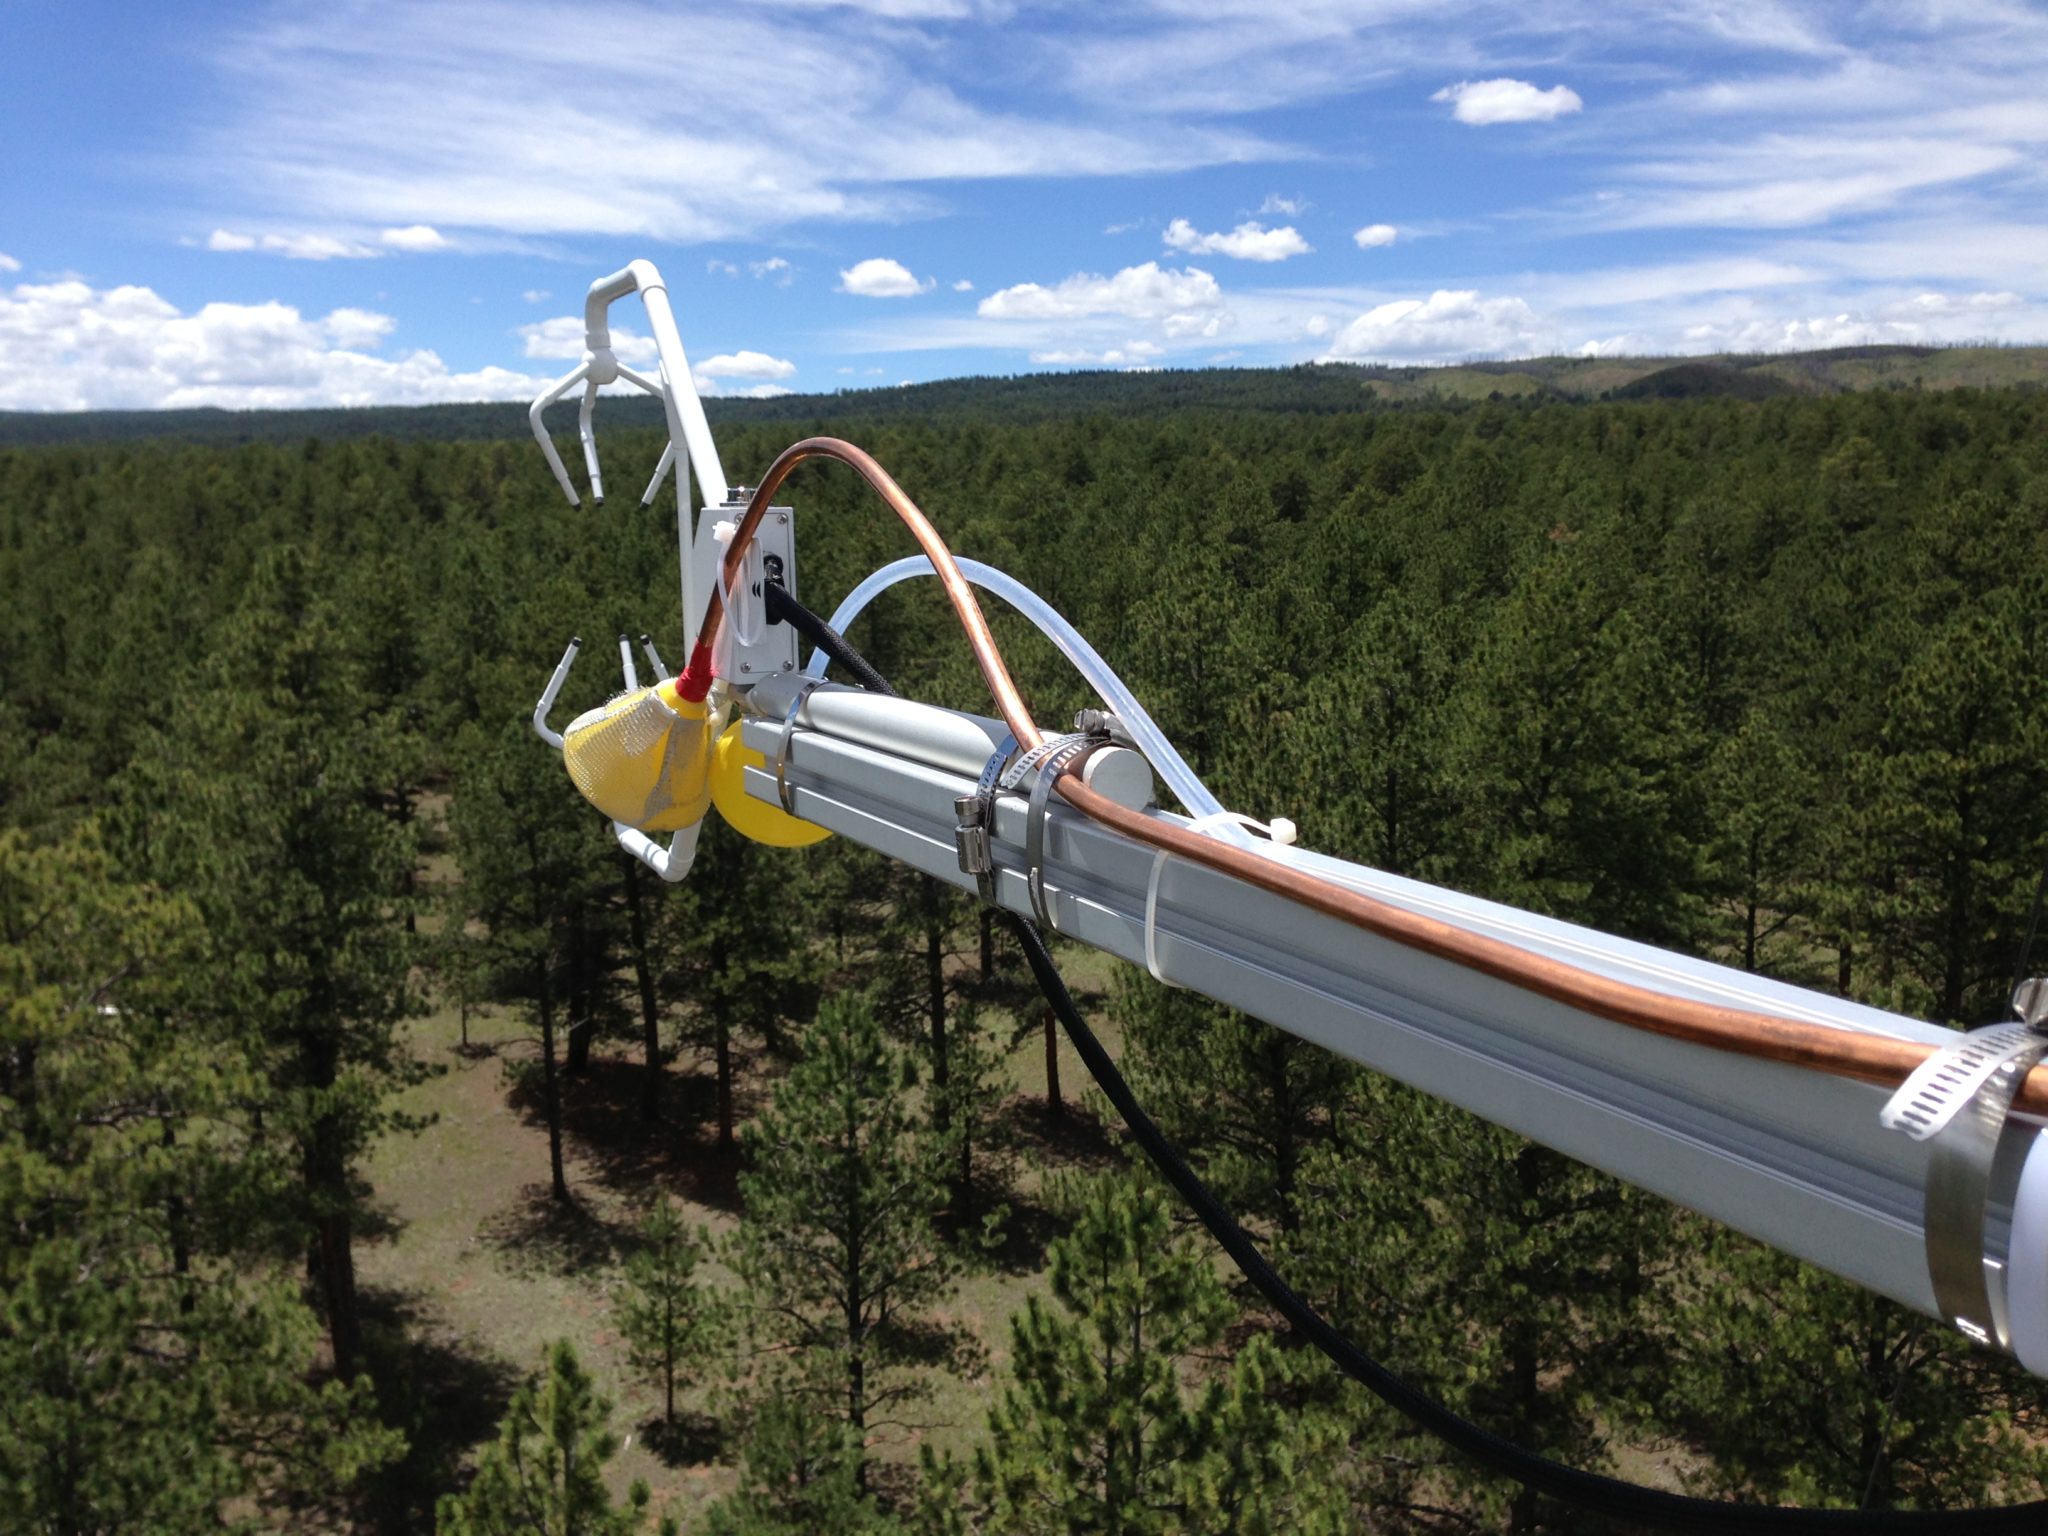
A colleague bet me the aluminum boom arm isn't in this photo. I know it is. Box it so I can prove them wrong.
[736,671,2048,1377]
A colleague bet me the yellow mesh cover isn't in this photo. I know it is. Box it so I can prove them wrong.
[561,681,711,833]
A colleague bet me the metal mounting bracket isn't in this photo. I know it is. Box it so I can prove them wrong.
[954,732,1018,901]
[772,679,825,814]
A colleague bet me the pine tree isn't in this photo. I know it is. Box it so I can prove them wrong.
[1291,1078,1673,1532]
[1654,1222,2048,1511]
[448,716,612,1203]
[1846,596,2047,1022]
[119,546,424,1379]
[615,1202,713,1430]
[698,1392,900,1536]
[436,1340,667,1536]
[0,827,401,1532]
[725,992,966,1480]
[973,1171,1336,1535]
[1115,975,1350,1238]
[659,818,814,1148]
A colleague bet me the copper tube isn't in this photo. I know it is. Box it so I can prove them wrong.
[711,436,2048,1115]
[1055,771,2048,1115]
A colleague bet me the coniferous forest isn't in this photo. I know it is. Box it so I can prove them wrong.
[4,382,2048,1533]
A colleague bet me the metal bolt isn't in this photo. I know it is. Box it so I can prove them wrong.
[775,512,788,525]
[741,661,753,673]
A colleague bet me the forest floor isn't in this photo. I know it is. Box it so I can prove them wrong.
[349,945,1124,1535]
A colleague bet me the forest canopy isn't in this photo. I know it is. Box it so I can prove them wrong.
[3,380,2047,1532]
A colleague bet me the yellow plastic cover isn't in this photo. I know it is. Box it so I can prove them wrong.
[561,681,711,833]
[709,719,831,848]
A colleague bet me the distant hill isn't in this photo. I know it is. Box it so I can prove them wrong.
[2,343,2043,448]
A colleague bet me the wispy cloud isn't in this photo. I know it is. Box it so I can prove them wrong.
[1029,340,1164,365]
[192,1,1282,245]
[1353,223,1397,248]
[206,228,378,259]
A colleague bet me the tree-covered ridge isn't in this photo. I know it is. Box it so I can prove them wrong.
[2,383,2046,1530]
[1,342,2044,448]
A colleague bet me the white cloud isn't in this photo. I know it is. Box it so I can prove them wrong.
[1303,314,1331,338]
[206,228,379,259]
[0,253,19,273]
[839,258,933,297]
[1163,309,1235,340]
[1028,340,1164,365]
[1432,78,1583,125]
[694,350,796,380]
[699,380,796,399]
[515,314,658,364]
[262,232,376,260]
[707,259,738,276]
[1324,289,1550,362]
[951,278,974,292]
[1674,288,2038,352]
[0,277,550,411]
[750,257,794,285]
[1353,223,1398,248]
[1576,334,1652,358]
[979,262,1223,321]
[1258,194,1306,217]
[322,307,397,349]
[521,288,549,303]
[1163,217,1310,262]
[379,224,447,251]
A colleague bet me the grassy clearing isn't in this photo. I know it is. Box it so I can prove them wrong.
[352,932,1131,1532]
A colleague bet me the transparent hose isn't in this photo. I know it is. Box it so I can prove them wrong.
[809,556,1249,844]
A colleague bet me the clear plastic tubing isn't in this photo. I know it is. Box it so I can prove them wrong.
[809,556,1251,845]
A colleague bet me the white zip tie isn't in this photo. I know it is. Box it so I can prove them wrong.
[708,518,765,671]
[1144,810,1297,986]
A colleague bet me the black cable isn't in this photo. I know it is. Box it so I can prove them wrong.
[763,582,897,698]
[808,619,2048,1531]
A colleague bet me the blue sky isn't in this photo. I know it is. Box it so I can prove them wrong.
[4,0,2047,409]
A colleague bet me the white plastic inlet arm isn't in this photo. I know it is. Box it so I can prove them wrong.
[612,819,701,882]
[529,366,592,509]
[532,637,582,748]
[580,260,727,509]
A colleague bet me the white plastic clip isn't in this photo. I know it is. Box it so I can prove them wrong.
[1143,811,1297,986]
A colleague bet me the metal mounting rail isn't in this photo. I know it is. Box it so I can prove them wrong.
[738,673,2048,1375]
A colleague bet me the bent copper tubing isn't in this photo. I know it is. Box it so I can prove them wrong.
[700,437,2048,1117]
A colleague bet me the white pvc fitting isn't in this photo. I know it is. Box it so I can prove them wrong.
[2006,1129,2048,1375]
